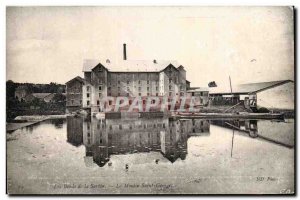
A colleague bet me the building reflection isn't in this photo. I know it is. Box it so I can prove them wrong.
[66,116,83,147]
[66,115,211,167]
[211,119,258,137]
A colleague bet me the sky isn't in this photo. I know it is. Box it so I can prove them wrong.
[6,6,294,88]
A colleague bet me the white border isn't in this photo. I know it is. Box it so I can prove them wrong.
[1,1,299,199]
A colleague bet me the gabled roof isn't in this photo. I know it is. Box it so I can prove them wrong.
[31,93,52,99]
[209,80,293,95]
[82,59,181,73]
[65,76,85,85]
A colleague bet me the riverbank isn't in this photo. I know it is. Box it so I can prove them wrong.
[6,115,67,132]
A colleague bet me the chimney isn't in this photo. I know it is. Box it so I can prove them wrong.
[123,43,127,60]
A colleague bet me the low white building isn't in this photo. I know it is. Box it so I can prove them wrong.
[209,80,294,110]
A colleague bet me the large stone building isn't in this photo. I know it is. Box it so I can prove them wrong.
[66,44,188,113]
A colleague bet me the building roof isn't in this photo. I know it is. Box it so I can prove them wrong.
[82,59,181,73]
[209,80,293,95]
[187,87,209,92]
[31,93,52,99]
[66,76,85,85]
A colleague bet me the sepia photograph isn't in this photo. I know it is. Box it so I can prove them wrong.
[6,6,295,195]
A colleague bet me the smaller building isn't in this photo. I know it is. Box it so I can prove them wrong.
[187,87,209,106]
[209,80,294,110]
[65,76,85,113]
[14,85,30,101]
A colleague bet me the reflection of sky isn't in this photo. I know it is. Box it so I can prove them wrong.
[7,117,294,194]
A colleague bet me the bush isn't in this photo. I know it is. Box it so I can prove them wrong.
[257,107,269,113]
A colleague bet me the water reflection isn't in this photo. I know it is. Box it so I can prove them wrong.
[66,116,210,167]
[50,119,64,129]
[66,116,293,167]
[211,119,294,148]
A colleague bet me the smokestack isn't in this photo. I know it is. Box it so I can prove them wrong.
[123,43,127,60]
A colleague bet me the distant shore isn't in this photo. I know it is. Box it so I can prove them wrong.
[6,115,67,132]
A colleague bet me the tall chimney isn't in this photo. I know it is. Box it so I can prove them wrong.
[123,43,127,60]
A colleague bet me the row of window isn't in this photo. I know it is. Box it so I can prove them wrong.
[108,123,166,130]
[88,85,184,92]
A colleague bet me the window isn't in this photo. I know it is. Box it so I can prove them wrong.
[118,80,120,84]
[87,93,90,98]
[119,125,122,130]
[169,92,172,96]
[127,87,129,91]
[156,87,158,91]
[139,93,141,96]
[97,124,100,129]
[87,124,90,130]
[99,86,102,91]
[169,79,172,83]
[138,87,141,91]
[147,87,149,91]
[97,100,100,105]
[109,125,112,130]
[71,100,74,105]
[99,93,101,97]
[129,125,132,130]
[127,81,130,84]
[86,86,90,91]
[118,87,120,91]
[87,100,90,105]
[129,100,132,104]
[138,80,141,84]
[156,93,158,96]
[169,85,172,90]
[147,80,150,84]
[109,100,112,105]
[127,93,129,97]
[147,93,150,96]
[118,93,120,96]
[80,100,82,104]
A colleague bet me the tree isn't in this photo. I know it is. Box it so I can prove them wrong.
[208,81,217,87]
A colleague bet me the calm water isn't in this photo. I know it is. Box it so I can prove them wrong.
[7,116,295,194]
